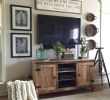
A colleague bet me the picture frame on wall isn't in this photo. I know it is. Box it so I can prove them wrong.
[11,33,32,58]
[10,5,32,31]
[35,0,82,14]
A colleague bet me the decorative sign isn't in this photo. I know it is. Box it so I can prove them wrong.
[36,0,82,14]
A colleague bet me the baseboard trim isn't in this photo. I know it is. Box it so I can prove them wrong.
[0,91,7,96]
[0,83,7,97]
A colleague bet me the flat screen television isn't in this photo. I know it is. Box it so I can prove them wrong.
[37,14,81,48]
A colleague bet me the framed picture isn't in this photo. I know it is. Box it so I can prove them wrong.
[10,5,32,31]
[35,0,82,14]
[11,33,32,58]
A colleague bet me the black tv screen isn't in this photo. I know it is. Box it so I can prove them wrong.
[37,14,81,48]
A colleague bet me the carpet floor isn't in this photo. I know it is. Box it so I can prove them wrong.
[40,89,110,100]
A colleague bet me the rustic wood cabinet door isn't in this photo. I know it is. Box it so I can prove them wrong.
[33,64,56,94]
[76,62,93,86]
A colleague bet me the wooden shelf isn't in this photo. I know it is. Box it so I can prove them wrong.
[58,70,75,73]
[58,78,75,81]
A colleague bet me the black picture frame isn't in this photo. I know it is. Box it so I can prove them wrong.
[11,33,32,58]
[10,5,32,31]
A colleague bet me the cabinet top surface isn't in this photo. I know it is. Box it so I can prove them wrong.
[32,59,94,64]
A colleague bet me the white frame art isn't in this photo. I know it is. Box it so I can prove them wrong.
[35,0,82,14]
[11,33,32,58]
[11,5,32,31]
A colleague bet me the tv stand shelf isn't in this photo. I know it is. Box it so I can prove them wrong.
[32,59,94,94]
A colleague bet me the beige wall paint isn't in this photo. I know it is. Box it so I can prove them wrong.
[101,0,110,72]
[0,1,2,82]
[82,0,100,59]
[1,0,100,82]
[2,0,33,82]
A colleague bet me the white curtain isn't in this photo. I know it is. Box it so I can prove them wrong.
[7,80,38,100]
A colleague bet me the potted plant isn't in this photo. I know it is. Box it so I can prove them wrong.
[53,41,65,59]
[80,39,90,58]
[80,45,90,58]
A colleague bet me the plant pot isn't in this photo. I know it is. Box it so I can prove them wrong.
[56,52,62,59]
[81,52,89,59]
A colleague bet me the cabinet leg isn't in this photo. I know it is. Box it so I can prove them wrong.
[90,85,94,91]
[36,89,39,99]
[90,79,94,91]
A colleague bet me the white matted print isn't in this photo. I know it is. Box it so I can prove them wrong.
[11,5,32,31]
[11,33,32,58]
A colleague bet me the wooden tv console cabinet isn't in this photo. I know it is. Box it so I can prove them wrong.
[32,59,94,95]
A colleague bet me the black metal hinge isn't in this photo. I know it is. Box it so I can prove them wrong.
[35,68,41,71]
[90,80,94,82]
[35,85,41,89]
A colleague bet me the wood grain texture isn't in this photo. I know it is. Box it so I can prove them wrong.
[32,59,94,94]
[32,64,56,94]
[77,62,91,86]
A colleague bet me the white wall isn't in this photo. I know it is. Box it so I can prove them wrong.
[101,0,110,72]
[82,0,100,59]
[0,0,100,96]
[2,0,33,82]
[0,1,2,82]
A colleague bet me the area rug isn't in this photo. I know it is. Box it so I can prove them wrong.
[40,89,110,100]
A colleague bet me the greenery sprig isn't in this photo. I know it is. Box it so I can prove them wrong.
[53,41,65,53]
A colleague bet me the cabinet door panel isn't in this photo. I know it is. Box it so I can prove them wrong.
[77,62,92,86]
[35,64,56,93]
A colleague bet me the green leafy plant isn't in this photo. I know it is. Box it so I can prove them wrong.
[80,46,90,56]
[53,41,65,53]
[80,38,90,56]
